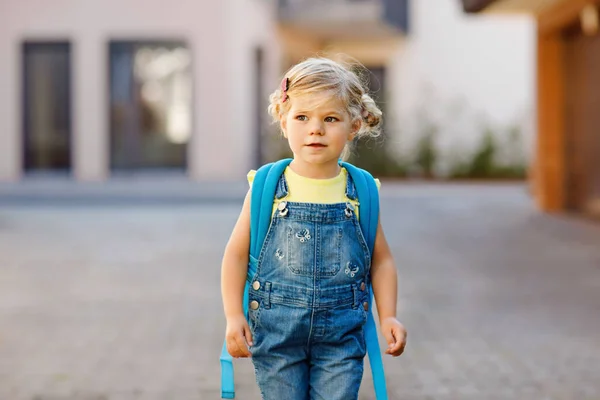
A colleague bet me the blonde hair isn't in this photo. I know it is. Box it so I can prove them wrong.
[267,57,383,159]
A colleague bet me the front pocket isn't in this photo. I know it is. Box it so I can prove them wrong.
[320,225,343,276]
[286,223,316,276]
[286,223,343,276]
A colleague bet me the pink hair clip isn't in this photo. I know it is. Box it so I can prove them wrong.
[362,109,369,118]
[281,77,289,102]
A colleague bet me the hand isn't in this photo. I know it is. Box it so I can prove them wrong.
[225,314,253,358]
[381,317,407,357]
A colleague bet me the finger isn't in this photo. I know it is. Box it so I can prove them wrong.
[389,335,403,352]
[393,328,407,349]
[383,329,402,355]
[243,324,254,347]
[226,337,242,358]
[391,341,406,357]
[234,331,251,358]
[390,330,406,356]
[227,336,244,358]
[382,329,396,352]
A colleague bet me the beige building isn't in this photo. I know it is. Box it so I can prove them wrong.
[0,0,282,181]
[1,0,533,182]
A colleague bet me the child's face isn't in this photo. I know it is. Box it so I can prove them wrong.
[281,91,359,171]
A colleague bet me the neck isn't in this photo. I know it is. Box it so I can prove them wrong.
[289,159,341,179]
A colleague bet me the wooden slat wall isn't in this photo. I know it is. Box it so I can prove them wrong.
[534,0,600,212]
[535,31,566,211]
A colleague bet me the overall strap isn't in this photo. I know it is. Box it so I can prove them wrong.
[340,161,387,400]
[250,159,293,262]
[220,158,292,399]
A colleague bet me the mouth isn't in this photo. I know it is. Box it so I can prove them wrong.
[306,143,327,148]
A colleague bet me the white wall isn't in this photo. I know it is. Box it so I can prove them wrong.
[0,0,279,181]
[388,0,535,174]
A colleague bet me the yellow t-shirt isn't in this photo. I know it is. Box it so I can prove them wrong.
[247,166,380,218]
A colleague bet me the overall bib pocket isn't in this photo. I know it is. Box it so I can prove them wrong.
[286,223,343,277]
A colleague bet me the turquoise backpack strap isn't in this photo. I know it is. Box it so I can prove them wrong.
[340,162,388,400]
[250,159,293,263]
[220,158,292,399]
[340,162,379,248]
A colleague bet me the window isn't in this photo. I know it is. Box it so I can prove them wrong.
[22,42,72,173]
[109,41,192,170]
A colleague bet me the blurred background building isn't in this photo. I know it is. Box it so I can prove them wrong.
[1,1,535,189]
[0,0,282,182]
[463,0,600,217]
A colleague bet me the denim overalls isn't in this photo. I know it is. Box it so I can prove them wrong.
[247,171,372,400]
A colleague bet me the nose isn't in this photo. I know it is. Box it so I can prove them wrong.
[309,120,325,136]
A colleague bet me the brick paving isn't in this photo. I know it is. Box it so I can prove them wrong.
[0,182,599,399]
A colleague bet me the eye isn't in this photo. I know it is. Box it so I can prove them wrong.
[325,116,339,122]
[296,115,308,121]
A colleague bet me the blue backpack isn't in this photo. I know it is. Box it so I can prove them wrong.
[220,158,388,399]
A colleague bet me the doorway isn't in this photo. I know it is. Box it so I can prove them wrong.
[22,42,72,174]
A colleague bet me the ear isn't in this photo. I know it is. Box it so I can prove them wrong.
[348,119,361,141]
[280,117,288,138]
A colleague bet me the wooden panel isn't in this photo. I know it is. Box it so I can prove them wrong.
[535,32,566,211]
[535,0,600,213]
[564,27,600,214]
[564,26,587,211]
[587,36,600,214]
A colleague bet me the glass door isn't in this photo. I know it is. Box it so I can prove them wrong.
[109,41,192,171]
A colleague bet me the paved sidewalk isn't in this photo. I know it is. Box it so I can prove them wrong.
[0,174,248,206]
[0,182,599,399]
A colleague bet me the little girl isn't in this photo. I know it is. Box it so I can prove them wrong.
[221,57,406,400]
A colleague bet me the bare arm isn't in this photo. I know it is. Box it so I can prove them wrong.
[370,218,407,357]
[371,219,397,322]
[221,190,253,357]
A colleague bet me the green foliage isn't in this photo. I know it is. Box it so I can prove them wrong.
[413,123,438,178]
[449,126,526,179]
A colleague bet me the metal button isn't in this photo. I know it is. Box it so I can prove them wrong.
[277,201,287,211]
[360,282,366,291]
[250,300,259,310]
[252,281,260,291]
[363,302,369,311]
[346,202,355,210]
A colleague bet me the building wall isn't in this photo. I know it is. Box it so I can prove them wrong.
[0,0,536,181]
[226,0,282,173]
[0,0,279,181]
[534,0,600,214]
[277,0,536,176]
[388,0,536,174]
